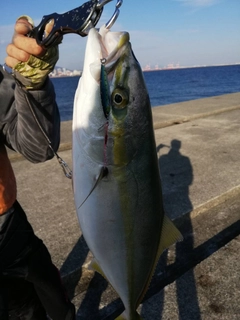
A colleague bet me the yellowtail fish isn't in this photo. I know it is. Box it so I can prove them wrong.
[72,26,182,320]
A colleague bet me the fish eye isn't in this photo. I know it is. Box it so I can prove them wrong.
[112,88,129,109]
[115,94,123,104]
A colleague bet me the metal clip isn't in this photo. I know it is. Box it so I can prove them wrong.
[28,0,104,48]
[105,0,123,29]
[96,0,113,10]
[57,156,73,179]
[28,0,123,48]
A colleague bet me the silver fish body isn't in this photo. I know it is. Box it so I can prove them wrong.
[72,26,182,320]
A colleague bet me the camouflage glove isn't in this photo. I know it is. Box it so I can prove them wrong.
[13,15,59,90]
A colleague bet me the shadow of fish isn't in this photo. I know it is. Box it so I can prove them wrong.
[72,26,182,320]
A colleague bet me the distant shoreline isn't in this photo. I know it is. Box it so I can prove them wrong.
[142,63,240,73]
[50,63,240,78]
[50,75,81,79]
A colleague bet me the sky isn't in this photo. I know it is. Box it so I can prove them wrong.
[0,0,239,70]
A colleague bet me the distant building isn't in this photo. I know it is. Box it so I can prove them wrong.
[142,64,151,71]
[49,66,82,77]
[72,70,82,76]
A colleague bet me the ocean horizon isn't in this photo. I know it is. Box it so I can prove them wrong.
[51,64,240,122]
[51,62,240,77]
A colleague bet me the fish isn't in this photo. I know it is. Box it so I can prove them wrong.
[72,25,182,320]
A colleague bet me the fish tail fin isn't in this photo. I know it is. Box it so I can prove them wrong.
[115,311,143,320]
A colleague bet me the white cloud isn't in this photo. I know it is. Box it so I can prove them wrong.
[175,0,221,7]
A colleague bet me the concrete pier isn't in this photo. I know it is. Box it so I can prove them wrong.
[9,92,240,319]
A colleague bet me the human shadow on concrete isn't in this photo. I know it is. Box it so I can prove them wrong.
[141,139,201,320]
[76,273,108,319]
[60,235,89,300]
[60,234,108,319]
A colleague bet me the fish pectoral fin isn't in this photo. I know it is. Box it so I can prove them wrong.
[89,258,107,280]
[115,311,143,320]
[78,166,108,209]
[157,215,183,258]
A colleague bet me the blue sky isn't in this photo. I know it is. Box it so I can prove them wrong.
[0,0,239,70]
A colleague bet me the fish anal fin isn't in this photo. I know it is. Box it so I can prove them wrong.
[157,215,183,259]
[115,311,143,320]
[89,258,107,280]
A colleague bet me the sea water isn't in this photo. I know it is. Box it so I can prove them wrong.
[51,64,240,122]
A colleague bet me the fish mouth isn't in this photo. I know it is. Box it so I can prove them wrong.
[78,27,134,166]
[100,28,130,120]
[89,26,130,82]
[98,26,130,66]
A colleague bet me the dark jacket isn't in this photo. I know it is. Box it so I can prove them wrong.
[0,65,60,162]
[0,65,60,214]
[0,69,75,320]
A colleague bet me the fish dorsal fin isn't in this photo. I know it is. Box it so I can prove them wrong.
[136,215,183,306]
[78,166,108,209]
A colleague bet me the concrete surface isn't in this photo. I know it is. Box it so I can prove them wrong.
[8,92,240,319]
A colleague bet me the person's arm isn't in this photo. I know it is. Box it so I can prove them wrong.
[0,66,60,162]
[1,16,60,163]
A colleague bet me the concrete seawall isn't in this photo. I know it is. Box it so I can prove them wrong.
[9,92,240,319]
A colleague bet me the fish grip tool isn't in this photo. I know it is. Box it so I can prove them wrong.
[2,0,124,178]
[28,0,123,48]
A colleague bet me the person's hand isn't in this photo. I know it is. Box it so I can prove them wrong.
[5,16,60,90]
[5,16,45,68]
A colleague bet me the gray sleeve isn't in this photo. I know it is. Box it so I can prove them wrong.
[0,66,60,163]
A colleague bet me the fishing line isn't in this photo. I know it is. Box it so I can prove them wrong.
[104,121,109,168]
[16,79,72,179]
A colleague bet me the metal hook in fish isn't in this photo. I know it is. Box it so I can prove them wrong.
[103,0,123,29]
